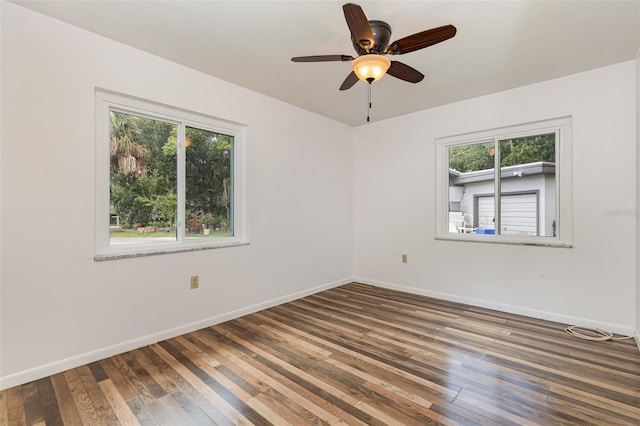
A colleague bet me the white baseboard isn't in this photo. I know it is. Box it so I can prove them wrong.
[354,277,637,337]
[0,277,353,391]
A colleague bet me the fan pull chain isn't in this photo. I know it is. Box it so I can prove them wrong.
[367,81,372,123]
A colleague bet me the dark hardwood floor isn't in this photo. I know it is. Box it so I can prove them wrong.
[2,282,640,425]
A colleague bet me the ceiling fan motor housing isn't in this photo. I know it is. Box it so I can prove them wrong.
[352,20,391,55]
[291,3,457,92]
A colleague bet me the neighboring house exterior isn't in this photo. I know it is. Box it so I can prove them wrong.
[449,162,556,236]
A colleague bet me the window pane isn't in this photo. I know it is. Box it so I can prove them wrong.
[185,127,233,240]
[436,117,570,246]
[498,133,555,236]
[109,111,177,245]
[448,141,495,234]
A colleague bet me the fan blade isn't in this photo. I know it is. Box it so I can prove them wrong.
[387,61,424,83]
[343,3,374,51]
[339,71,359,91]
[386,25,457,55]
[291,55,354,62]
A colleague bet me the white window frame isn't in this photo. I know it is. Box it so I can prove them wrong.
[435,117,573,248]
[95,89,248,260]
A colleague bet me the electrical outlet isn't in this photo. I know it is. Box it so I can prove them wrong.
[190,275,199,289]
[402,254,407,264]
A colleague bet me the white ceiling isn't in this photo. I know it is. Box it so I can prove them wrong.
[11,0,640,126]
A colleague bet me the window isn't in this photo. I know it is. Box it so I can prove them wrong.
[435,117,572,247]
[95,90,247,259]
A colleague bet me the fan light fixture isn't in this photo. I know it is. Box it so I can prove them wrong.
[352,55,391,82]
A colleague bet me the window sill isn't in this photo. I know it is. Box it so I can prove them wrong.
[435,234,572,248]
[94,241,250,261]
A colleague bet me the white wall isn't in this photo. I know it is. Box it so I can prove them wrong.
[2,2,638,390]
[0,3,353,388]
[0,1,3,370]
[636,21,640,348]
[354,61,637,334]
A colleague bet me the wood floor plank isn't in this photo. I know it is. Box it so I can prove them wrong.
[20,381,44,426]
[428,400,500,426]
[158,338,265,424]
[98,379,140,425]
[2,282,640,425]
[35,377,63,426]
[130,349,179,396]
[198,328,381,425]
[492,336,640,388]
[174,341,255,403]
[109,354,158,406]
[124,397,160,426]
[119,352,167,399]
[87,362,109,383]
[191,329,365,424]
[99,358,139,403]
[62,368,102,425]
[547,383,640,423]
[181,333,271,397]
[453,389,539,426]
[255,309,468,401]
[76,364,120,425]
[5,385,27,426]
[215,324,377,425]
[165,390,215,425]
[148,342,251,425]
[219,321,376,400]
[144,395,185,425]
[503,330,639,369]
[173,335,222,369]
[271,306,465,399]
[202,330,364,422]
[253,387,336,426]
[323,356,439,420]
[0,391,7,426]
[49,373,82,425]
[244,394,298,425]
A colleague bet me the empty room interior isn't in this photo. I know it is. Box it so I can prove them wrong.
[1,0,640,424]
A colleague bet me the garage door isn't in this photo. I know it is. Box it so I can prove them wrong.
[476,193,538,236]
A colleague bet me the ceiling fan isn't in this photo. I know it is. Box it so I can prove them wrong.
[291,3,457,91]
